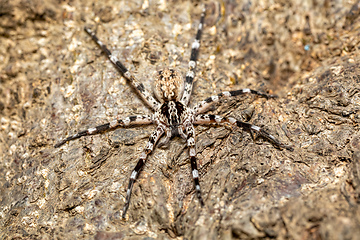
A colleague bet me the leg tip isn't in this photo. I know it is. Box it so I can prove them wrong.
[197,194,205,206]
[285,145,294,152]
[122,204,129,219]
[54,140,65,148]
[267,94,278,99]
[278,143,294,152]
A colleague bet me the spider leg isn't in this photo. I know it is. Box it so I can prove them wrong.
[84,27,160,110]
[157,127,172,148]
[194,89,277,114]
[54,115,152,148]
[195,114,293,151]
[180,6,206,105]
[122,126,165,218]
[185,124,205,206]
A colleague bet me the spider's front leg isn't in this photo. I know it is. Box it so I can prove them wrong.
[184,124,205,206]
[194,89,277,115]
[195,114,293,151]
[54,115,152,148]
[122,126,165,218]
[84,27,160,110]
[180,6,206,105]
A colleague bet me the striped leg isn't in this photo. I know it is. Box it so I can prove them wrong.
[180,6,206,105]
[84,27,160,110]
[185,124,204,206]
[194,89,276,114]
[54,115,152,148]
[195,114,293,151]
[157,127,172,147]
[122,126,165,218]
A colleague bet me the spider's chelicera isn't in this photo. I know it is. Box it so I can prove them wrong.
[55,7,293,218]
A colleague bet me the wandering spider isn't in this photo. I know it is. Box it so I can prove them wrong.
[55,6,293,218]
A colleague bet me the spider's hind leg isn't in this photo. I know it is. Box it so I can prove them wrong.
[185,124,205,206]
[157,127,172,148]
[195,114,293,151]
[122,126,165,218]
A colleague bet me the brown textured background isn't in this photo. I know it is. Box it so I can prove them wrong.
[0,0,359,239]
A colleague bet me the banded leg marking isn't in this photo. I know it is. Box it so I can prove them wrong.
[122,126,165,218]
[157,127,172,147]
[54,115,152,148]
[185,125,204,206]
[195,114,293,151]
[84,27,160,110]
[194,89,277,114]
[180,6,206,105]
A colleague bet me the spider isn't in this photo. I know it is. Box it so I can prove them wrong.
[55,6,293,218]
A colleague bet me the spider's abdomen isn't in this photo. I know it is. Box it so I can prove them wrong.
[158,101,187,127]
[153,68,184,102]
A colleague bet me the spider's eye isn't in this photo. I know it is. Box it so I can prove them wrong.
[153,68,184,102]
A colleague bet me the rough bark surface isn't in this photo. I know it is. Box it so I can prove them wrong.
[0,0,359,239]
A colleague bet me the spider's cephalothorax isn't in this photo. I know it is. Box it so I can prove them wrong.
[153,68,192,138]
[154,68,184,102]
[55,6,293,219]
